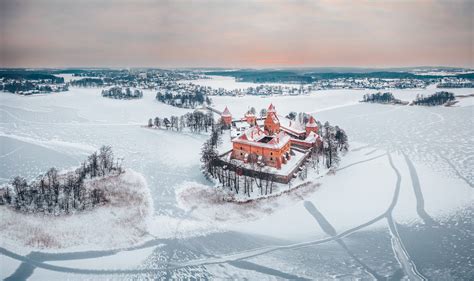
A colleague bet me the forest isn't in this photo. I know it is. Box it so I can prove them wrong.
[0,146,122,215]
[204,69,466,83]
[0,70,65,83]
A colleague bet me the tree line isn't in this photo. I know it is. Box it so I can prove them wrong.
[147,111,216,133]
[0,146,123,215]
[102,87,143,99]
[70,78,105,87]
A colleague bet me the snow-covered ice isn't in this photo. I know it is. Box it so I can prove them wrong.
[1,82,473,280]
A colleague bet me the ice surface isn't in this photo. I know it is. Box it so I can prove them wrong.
[0,81,473,280]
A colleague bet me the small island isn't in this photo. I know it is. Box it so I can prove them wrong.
[199,104,348,199]
[102,86,143,99]
[0,146,153,250]
[412,91,456,106]
[361,92,408,105]
[361,91,459,107]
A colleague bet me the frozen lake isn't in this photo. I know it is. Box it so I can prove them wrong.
[1,82,473,280]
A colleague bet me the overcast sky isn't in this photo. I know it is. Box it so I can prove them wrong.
[0,0,472,68]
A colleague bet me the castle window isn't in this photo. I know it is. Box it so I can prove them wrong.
[240,152,243,156]
[270,157,273,161]
[270,152,273,155]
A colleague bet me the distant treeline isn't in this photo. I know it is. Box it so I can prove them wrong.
[0,81,68,94]
[205,70,473,84]
[413,91,455,106]
[0,70,64,83]
[437,81,474,88]
[70,78,105,87]
[206,70,313,83]
[102,87,143,99]
[0,146,122,215]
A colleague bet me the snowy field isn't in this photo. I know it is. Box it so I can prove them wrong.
[1,77,473,280]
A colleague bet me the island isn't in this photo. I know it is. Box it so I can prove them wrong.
[0,146,153,250]
[102,86,143,99]
[200,104,348,199]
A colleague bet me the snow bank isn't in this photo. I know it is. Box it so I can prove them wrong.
[176,180,320,223]
[0,169,154,253]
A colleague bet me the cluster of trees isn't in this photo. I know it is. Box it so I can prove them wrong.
[147,111,216,133]
[362,92,400,104]
[412,91,455,106]
[317,122,349,168]
[156,90,210,108]
[285,112,314,125]
[1,81,35,93]
[0,146,122,215]
[285,113,349,168]
[70,78,105,87]
[102,87,143,99]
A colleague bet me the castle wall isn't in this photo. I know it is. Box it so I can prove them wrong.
[231,141,291,169]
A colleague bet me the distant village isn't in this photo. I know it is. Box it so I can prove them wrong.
[2,68,473,98]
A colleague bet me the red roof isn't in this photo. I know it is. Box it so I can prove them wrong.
[306,116,318,128]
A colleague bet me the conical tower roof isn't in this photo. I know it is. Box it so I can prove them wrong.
[306,116,318,127]
[222,106,231,116]
[267,103,276,113]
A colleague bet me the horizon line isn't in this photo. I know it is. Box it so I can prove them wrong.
[1,65,473,71]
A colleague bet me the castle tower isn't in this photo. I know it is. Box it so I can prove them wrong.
[267,103,276,114]
[264,103,280,135]
[244,110,257,125]
[305,116,319,136]
[221,106,232,126]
